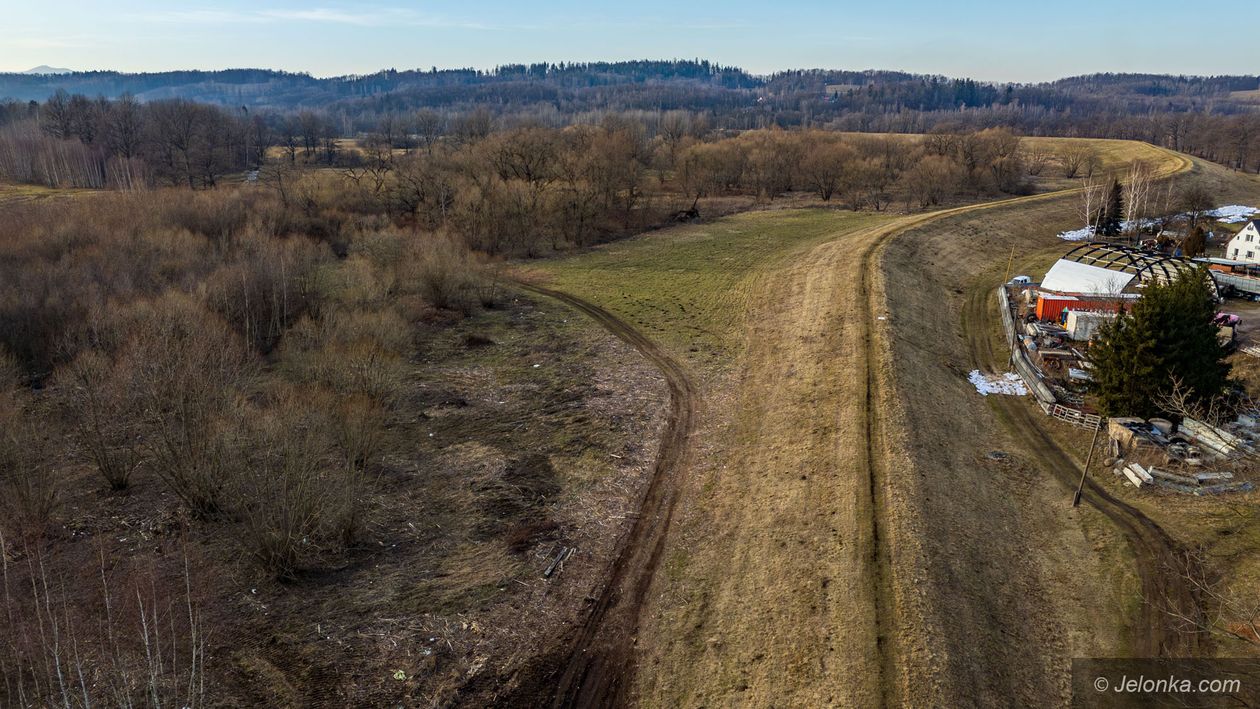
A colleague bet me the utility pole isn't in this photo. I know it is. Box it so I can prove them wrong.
[1073,420,1102,507]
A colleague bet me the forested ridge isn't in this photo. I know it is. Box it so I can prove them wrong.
[4,60,1259,172]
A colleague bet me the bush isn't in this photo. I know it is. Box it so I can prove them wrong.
[281,308,410,405]
[402,235,483,312]
[233,394,364,577]
[121,294,257,517]
[205,231,327,353]
[59,349,144,490]
[0,354,58,536]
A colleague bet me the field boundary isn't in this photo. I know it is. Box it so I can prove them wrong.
[510,282,698,708]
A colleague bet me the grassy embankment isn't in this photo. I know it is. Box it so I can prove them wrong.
[529,209,894,374]
[516,137,1208,707]
[927,151,1260,670]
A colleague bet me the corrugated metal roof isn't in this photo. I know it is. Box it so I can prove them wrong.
[1041,259,1135,295]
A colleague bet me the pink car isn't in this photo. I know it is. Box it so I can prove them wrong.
[1215,313,1242,327]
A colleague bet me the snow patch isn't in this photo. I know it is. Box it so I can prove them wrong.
[1056,205,1259,240]
[968,370,1029,396]
[1058,226,1096,241]
[1207,205,1260,224]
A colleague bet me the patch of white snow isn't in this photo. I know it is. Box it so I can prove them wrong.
[968,370,1030,396]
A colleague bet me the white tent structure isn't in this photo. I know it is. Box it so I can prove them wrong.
[1040,259,1135,295]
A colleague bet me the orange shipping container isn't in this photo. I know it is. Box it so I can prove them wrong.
[1035,294,1126,322]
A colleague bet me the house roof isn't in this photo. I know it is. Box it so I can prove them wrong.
[1195,257,1253,267]
[1229,221,1260,240]
[1040,259,1136,295]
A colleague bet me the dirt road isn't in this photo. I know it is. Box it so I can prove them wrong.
[511,284,699,708]
[962,285,1200,658]
[518,145,1196,707]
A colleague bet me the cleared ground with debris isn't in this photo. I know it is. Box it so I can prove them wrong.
[9,292,671,707]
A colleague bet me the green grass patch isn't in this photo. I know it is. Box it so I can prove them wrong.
[535,209,894,368]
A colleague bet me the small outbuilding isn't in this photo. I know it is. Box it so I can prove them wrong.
[1035,258,1139,321]
[1034,242,1214,322]
[1063,310,1117,341]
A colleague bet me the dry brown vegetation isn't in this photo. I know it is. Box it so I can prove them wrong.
[528,138,1203,706]
[0,118,1222,705]
[0,174,675,704]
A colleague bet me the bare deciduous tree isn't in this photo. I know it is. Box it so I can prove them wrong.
[61,350,144,491]
[1124,160,1155,238]
[1078,173,1107,234]
[414,109,444,155]
[798,135,855,201]
[1061,144,1099,179]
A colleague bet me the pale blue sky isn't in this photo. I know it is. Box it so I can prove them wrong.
[2,0,1256,82]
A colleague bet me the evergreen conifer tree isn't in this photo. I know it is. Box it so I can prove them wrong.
[1088,267,1229,417]
[1096,177,1124,237]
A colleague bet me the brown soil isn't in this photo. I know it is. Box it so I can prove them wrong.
[1,292,673,708]
[497,283,698,708]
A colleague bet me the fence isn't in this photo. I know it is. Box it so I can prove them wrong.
[997,286,1019,351]
[998,287,1057,406]
[1050,404,1103,429]
[996,286,1102,430]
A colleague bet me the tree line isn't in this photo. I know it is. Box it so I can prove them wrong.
[0,90,272,189]
[4,62,1260,175]
[0,90,1047,249]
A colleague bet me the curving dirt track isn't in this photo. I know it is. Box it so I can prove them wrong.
[962,285,1200,657]
[512,283,698,708]
[511,143,1199,707]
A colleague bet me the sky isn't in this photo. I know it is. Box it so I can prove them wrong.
[2,0,1258,83]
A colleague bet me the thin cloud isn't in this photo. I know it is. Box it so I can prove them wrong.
[4,36,96,49]
[135,6,492,30]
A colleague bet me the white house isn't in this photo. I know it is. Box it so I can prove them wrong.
[1226,220,1260,264]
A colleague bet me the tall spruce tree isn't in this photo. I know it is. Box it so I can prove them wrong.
[1088,267,1229,417]
[1096,177,1124,237]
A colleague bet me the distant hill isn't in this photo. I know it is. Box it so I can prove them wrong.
[0,62,1257,137]
[0,61,757,108]
[0,63,1255,109]
[22,65,72,75]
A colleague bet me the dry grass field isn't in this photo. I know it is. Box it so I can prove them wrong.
[0,181,90,205]
[1228,89,1260,104]
[517,138,1236,706]
[3,131,1237,705]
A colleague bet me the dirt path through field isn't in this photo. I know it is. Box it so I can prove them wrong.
[518,144,1197,707]
[512,283,699,708]
[962,278,1200,658]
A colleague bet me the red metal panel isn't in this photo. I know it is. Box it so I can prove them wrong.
[1037,295,1125,322]
[1036,295,1070,321]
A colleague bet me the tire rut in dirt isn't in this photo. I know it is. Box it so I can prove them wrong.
[963,285,1201,656]
[856,227,899,709]
[507,283,697,708]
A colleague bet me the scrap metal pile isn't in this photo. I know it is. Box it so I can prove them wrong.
[1018,318,1093,405]
[1105,415,1257,495]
